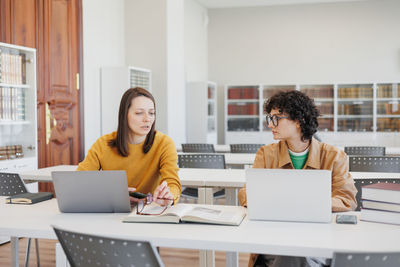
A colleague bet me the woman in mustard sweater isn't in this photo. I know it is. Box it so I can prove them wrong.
[77,87,181,206]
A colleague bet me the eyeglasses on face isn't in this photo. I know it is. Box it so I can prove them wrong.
[136,193,176,215]
[265,114,289,127]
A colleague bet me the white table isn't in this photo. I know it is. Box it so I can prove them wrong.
[19,166,400,206]
[1,198,400,267]
[15,167,400,267]
[19,166,246,205]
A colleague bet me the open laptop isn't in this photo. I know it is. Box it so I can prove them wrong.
[246,169,332,223]
[52,171,131,213]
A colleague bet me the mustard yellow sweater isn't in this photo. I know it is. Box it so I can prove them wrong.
[77,131,181,202]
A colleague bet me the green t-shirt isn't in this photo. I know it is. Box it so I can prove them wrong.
[289,150,309,169]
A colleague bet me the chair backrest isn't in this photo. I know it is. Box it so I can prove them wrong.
[181,143,215,153]
[349,156,400,172]
[0,172,28,196]
[353,178,400,211]
[345,146,385,156]
[178,154,225,169]
[230,144,264,153]
[331,252,400,267]
[53,226,164,267]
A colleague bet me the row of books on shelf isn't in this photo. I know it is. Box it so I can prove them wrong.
[377,102,400,115]
[317,118,333,131]
[227,103,259,115]
[377,84,400,98]
[208,87,215,99]
[301,87,333,98]
[0,51,26,85]
[338,87,373,98]
[360,182,400,225]
[337,103,373,115]
[315,103,333,114]
[0,145,24,160]
[337,120,373,132]
[228,87,259,99]
[228,118,259,131]
[0,87,25,121]
[208,103,215,116]
[377,118,400,132]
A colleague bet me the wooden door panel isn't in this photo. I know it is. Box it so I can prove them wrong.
[50,0,70,92]
[10,0,37,48]
[0,0,11,43]
[1,0,82,191]
[44,0,80,168]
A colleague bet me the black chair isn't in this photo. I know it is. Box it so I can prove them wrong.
[345,146,386,156]
[349,156,400,172]
[178,154,226,200]
[331,252,400,267]
[0,172,40,267]
[53,225,164,267]
[230,144,264,153]
[181,143,215,153]
[353,178,400,211]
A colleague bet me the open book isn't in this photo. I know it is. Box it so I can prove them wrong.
[123,203,247,226]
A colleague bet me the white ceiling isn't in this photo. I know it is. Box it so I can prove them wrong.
[195,0,369,9]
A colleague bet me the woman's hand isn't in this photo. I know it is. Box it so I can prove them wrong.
[128,187,141,204]
[153,181,173,206]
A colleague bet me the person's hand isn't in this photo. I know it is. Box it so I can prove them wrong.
[128,187,141,204]
[153,181,173,206]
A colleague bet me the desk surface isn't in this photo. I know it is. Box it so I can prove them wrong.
[1,198,399,258]
[19,165,400,189]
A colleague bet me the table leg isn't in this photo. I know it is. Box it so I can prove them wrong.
[224,188,239,267]
[56,242,70,267]
[226,251,239,267]
[225,188,238,206]
[198,188,215,267]
[10,237,19,267]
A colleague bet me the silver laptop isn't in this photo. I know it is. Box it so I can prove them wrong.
[246,169,332,223]
[52,171,131,213]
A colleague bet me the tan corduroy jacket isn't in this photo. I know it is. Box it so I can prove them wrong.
[238,137,358,267]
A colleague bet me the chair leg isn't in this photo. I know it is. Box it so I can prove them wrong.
[24,238,31,267]
[35,238,40,267]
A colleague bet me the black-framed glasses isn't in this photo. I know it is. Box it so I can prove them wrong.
[136,193,177,215]
[266,114,289,127]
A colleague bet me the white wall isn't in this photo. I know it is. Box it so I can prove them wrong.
[167,0,186,144]
[82,0,125,154]
[208,0,400,143]
[184,0,209,82]
[184,0,209,143]
[124,0,168,133]
[124,0,186,144]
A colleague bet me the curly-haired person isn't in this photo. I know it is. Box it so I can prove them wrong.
[238,90,357,267]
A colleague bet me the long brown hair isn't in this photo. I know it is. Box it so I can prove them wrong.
[108,87,156,156]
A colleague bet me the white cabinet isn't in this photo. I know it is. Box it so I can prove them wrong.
[224,82,400,147]
[186,81,217,144]
[100,66,151,135]
[0,42,37,173]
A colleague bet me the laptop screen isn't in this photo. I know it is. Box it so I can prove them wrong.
[52,170,131,213]
[246,168,332,223]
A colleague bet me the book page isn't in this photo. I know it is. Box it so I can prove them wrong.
[138,202,193,218]
[183,205,246,225]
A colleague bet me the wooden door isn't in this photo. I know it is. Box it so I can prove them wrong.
[0,0,83,192]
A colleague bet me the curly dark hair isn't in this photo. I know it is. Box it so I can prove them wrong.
[265,90,320,141]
